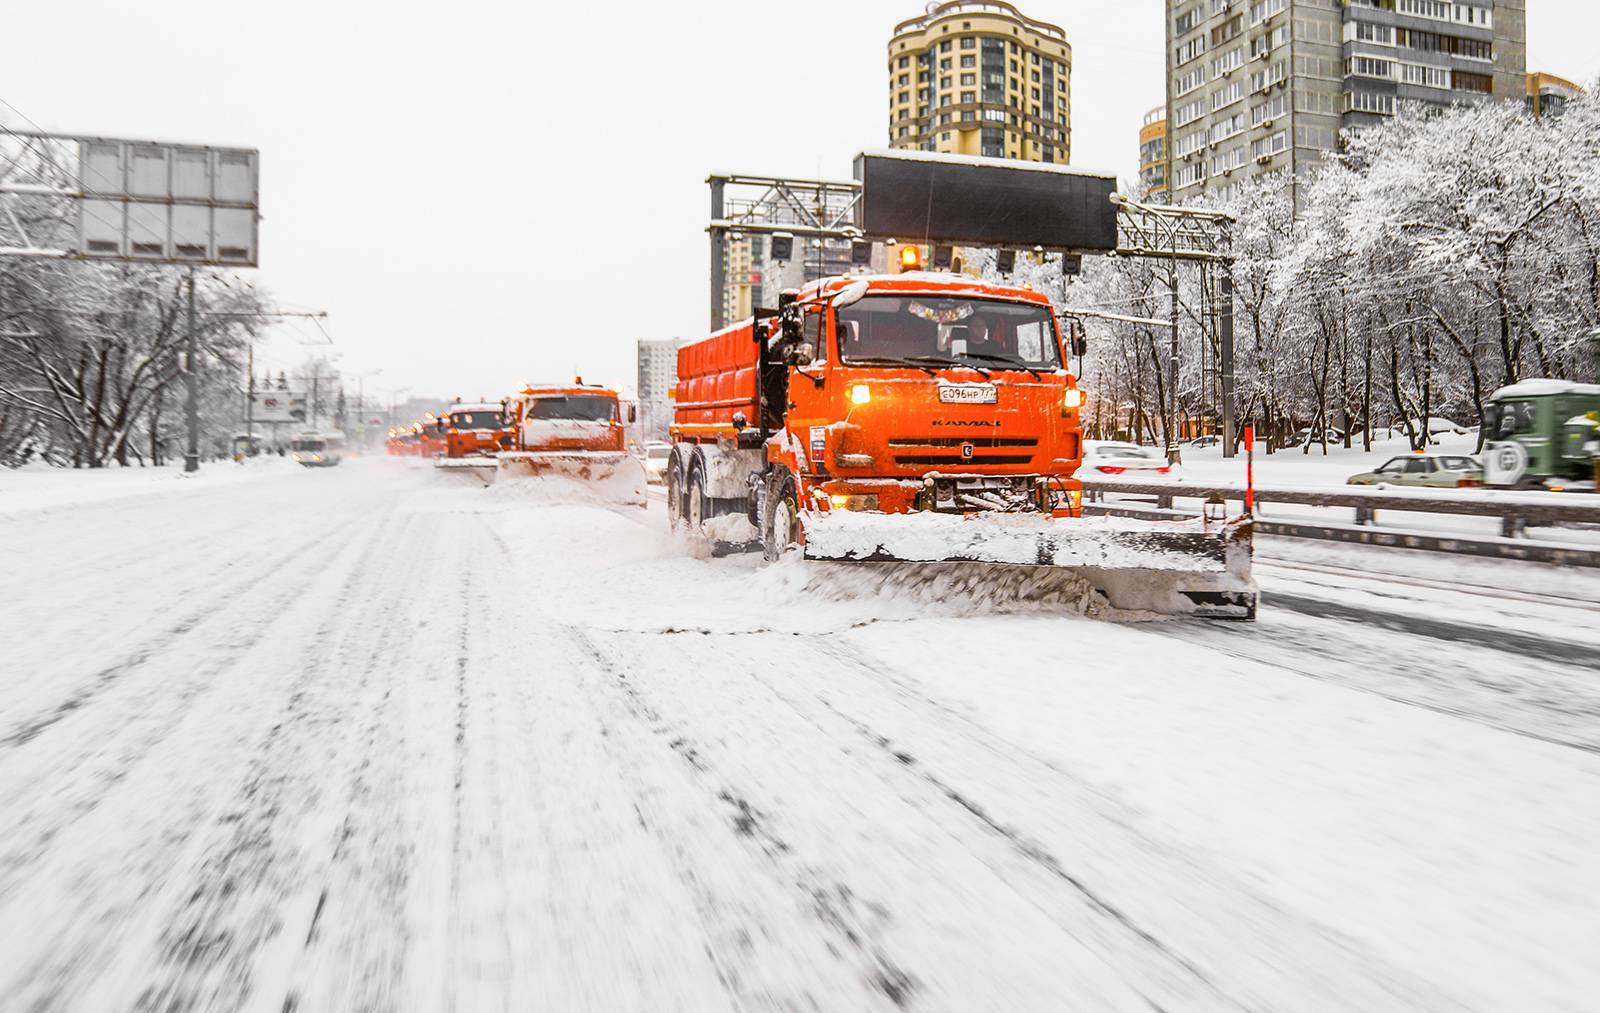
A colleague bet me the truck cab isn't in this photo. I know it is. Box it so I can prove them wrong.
[443,402,512,458]
[670,274,1085,540]
[1483,380,1600,491]
[506,383,632,454]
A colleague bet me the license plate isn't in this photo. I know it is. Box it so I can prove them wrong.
[938,384,998,405]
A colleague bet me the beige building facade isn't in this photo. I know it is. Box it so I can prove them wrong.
[888,1,1072,163]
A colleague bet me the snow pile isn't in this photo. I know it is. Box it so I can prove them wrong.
[805,509,1229,572]
[0,455,303,516]
[758,554,1107,620]
[488,463,646,508]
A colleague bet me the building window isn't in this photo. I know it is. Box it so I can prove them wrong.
[961,91,975,103]
[940,40,951,52]
[961,36,976,49]
[961,55,976,68]
[961,73,976,85]
[898,55,909,68]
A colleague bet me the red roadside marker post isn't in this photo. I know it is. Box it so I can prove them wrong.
[1244,425,1256,516]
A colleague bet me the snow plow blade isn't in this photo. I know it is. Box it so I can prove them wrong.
[432,457,499,486]
[494,451,648,507]
[802,511,1257,620]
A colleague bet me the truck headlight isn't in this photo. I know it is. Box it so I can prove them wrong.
[849,383,871,405]
[1063,388,1084,410]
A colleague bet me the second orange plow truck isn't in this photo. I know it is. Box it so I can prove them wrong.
[497,380,647,507]
[666,274,1256,619]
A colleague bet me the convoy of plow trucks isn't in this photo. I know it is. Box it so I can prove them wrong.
[377,271,1257,620]
[373,150,1259,619]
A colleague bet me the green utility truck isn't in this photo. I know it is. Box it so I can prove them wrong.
[1482,380,1600,492]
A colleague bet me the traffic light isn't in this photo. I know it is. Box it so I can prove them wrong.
[932,245,953,270]
[771,232,794,260]
[1062,253,1083,276]
[897,244,922,272]
[996,249,1016,274]
[851,241,872,266]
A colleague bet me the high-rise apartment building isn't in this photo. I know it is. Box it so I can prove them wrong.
[888,1,1072,163]
[1139,107,1171,200]
[1164,0,1526,205]
[636,338,680,442]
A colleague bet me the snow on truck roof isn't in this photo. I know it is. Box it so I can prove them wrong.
[448,403,504,413]
[1489,378,1600,399]
[799,273,1055,304]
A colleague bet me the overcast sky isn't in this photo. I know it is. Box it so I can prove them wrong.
[6,1,1596,402]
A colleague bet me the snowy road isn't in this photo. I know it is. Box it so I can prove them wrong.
[3,460,1598,1011]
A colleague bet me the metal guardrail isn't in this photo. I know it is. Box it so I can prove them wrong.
[1082,480,1600,567]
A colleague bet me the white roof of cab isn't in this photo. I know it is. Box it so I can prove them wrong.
[1490,378,1600,400]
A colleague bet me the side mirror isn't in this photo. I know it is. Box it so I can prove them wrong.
[1069,319,1087,358]
[786,342,816,367]
[731,411,748,431]
[627,404,637,424]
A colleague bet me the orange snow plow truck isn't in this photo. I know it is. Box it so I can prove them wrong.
[667,275,1256,618]
[434,401,514,480]
[497,381,647,507]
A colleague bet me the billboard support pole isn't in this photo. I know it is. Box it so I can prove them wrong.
[1168,257,1181,465]
[245,340,255,458]
[1220,272,1237,459]
[709,179,726,332]
[184,267,201,473]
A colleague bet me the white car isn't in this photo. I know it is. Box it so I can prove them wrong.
[642,442,671,484]
[1081,441,1176,479]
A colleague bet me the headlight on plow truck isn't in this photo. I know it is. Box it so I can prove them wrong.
[1063,388,1085,412]
[828,493,881,512]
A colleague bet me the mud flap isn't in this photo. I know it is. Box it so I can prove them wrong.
[802,510,1257,620]
[495,452,648,507]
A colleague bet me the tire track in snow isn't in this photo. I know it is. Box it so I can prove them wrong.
[1158,613,1600,755]
[0,514,364,751]
[123,507,427,1013]
[563,625,921,1011]
[775,633,1468,1012]
[0,512,385,900]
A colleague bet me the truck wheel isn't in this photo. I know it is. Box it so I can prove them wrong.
[762,471,801,562]
[667,461,685,529]
[687,469,708,532]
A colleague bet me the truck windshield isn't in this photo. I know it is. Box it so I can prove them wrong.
[291,439,325,451]
[525,396,615,422]
[1487,400,1538,440]
[836,296,1061,370]
[450,412,502,430]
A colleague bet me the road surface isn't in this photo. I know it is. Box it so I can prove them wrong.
[2,459,1597,1011]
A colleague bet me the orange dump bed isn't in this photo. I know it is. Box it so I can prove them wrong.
[674,322,759,428]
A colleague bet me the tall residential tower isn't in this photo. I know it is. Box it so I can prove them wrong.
[1164,0,1526,205]
[889,1,1072,163]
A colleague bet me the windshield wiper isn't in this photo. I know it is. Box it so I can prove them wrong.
[954,352,1043,379]
[906,354,990,378]
[843,356,938,376]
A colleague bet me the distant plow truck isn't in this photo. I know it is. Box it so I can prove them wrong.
[666,274,1256,619]
[497,381,647,507]
[433,401,513,483]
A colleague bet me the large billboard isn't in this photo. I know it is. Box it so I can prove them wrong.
[75,138,259,266]
[250,390,305,423]
[853,149,1117,254]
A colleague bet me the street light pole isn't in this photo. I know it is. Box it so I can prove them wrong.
[183,267,201,473]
